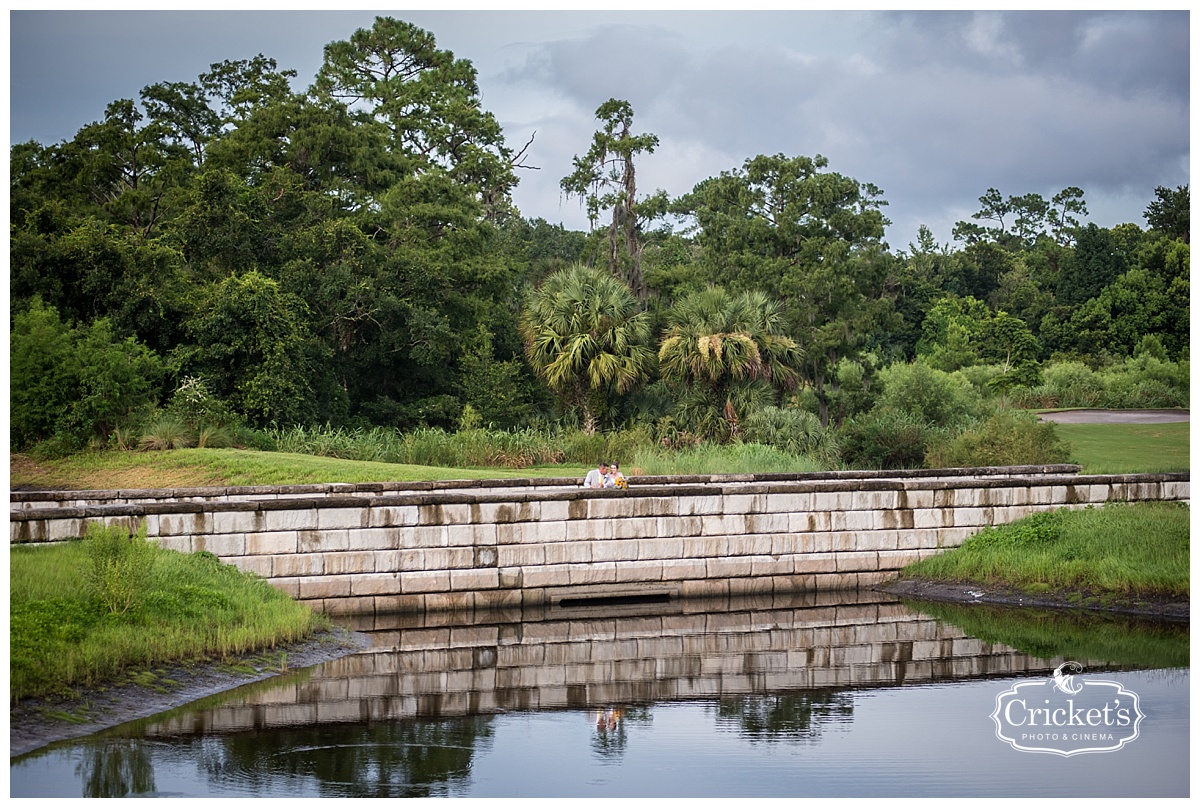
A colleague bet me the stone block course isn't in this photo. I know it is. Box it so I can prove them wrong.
[9,469,1186,614]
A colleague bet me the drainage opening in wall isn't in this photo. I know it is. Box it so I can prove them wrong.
[558,593,673,608]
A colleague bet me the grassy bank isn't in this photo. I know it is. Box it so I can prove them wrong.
[898,501,1189,601]
[10,527,329,702]
[1055,421,1189,474]
[11,449,590,490]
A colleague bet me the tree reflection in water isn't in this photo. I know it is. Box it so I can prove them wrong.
[77,740,156,798]
[712,691,854,742]
[197,718,495,798]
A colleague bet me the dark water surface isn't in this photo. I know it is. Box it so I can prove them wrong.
[10,591,1189,798]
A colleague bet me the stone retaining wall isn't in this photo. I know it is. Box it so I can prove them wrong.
[9,467,1188,615]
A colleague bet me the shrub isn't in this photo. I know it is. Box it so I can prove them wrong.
[742,406,838,465]
[139,414,195,451]
[874,360,988,429]
[84,524,157,615]
[837,408,942,470]
[925,410,1072,469]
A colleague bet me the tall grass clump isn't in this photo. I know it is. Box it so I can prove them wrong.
[630,442,826,476]
[84,523,157,614]
[11,532,327,701]
[899,502,1189,599]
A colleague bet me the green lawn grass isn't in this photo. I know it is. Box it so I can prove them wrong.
[900,501,1189,599]
[1055,421,1189,474]
[12,448,590,491]
[11,527,330,701]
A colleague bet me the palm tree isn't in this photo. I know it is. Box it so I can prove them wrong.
[658,286,803,441]
[520,264,654,432]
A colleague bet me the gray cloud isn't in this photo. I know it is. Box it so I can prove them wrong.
[10,10,1188,245]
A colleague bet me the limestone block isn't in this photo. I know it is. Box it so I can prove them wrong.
[347,527,403,552]
[450,567,499,591]
[423,591,478,614]
[298,528,349,553]
[856,530,899,552]
[939,526,976,548]
[246,531,299,555]
[538,501,572,522]
[522,564,572,589]
[158,512,213,537]
[676,495,725,516]
[706,556,755,578]
[478,501,538,524]
[637,536,684,560]
[751,554,792,577]
[401,570,451,594]
[351,573,403,596]
[630,497,678,518]
[543,540,593,565]
[746,512,789,534]
[207,510,255,535]
[474,589,523,611]
[856,570,895,588]
[587,540,634,563]
[611,516,660,541]
[765,491,814,513]
[318,507,369,531]
[298,575,352,599]
[728,576,773,597]
[324,551,376,575]
[828,532,857,552]
[422,546,475,570]
[700,514,749,537]
[272,553,323,577]
[678,534,727,558]
[812,572,859,591]
[662,554,705,581]
[193,533,246,557]
[497,544,545,567]
[912,508,948,529]
[587,499,633,520]
[570,561,621,585]
[655,515,703,540]
[266,576,301,599]
[722,494,767,515]
[367,505,418,529]
[954,507,993,527]
[829,510,875,532]
[406,525,449,549]
[877,549,924,572]
[565,518,612,541]
[794,554,837,574]
[788,512,831,533]
[497,567,523,589]
[794,533,832,553]
[153,536,193,554]
[725,534,774,556]
[228,555,273,578]
[681,578,729,599]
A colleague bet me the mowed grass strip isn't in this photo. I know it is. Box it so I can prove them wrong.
[1055,421,1189,474]
[900,501,1189,599]
[11,449,590,491]
[10,536,329,702]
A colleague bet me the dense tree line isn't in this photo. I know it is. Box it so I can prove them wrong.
[10,17,1189,463]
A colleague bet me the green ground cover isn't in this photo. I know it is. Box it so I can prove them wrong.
[1055,421,1189,473]
[898,501,1189,600]
[11,526,329,702]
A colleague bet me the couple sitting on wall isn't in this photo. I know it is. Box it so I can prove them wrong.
[583,460,627,489]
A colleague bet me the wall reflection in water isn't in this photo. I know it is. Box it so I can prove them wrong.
[12,590,1188,798]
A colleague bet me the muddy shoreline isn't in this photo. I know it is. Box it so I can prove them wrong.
[876,578,1190,621]
[10,627,371,759]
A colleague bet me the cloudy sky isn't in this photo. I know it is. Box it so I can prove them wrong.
[8,7,1190,248]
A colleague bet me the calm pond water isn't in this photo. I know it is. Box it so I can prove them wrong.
[10,591,1189,798]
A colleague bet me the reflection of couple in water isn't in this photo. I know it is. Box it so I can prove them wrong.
[593,707,623,731]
